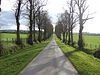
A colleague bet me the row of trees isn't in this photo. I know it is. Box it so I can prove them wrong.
[14,0,53,45]
[55,0,92,49]
[0,0,53,56]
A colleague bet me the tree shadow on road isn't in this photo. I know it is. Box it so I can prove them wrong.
[19,55,78,75]
[64,49,79,57]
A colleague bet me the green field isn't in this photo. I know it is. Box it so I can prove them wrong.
[0,33,40,44]
[73,34,100,50]
[0,33,28,45]
[1,33,27,40]
[0,33,39,55]
[56,36,100,75]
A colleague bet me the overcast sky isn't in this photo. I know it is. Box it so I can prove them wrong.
[1,0,100,33]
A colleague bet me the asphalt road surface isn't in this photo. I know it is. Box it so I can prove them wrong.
[18,38,79,75]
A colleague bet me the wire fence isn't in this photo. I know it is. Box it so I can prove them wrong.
[1,38,27,45]
[85,43,100,50]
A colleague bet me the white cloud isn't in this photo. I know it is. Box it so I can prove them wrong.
[44,0,67,23]
[46,0,100,33]
[1,0,100,33]
[1,0,28,30]
[9,25,28,30]
[1,0,16,11]
[44,0,66,14]
[83,0,100,33]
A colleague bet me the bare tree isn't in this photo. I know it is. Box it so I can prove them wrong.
[74,0,92,48]
[55,20,63,40]
[44,15,53,39]
[33,0,44,42]
[63,10,69,43]
[42,11,51,40]
[36,10,44,42]
[36,9,53,42]
[42,11,48,40]
[56,10,71,44]
[34,0,46,42]
[36,10,41,42]
[68,0,78,46]
[26,0,45,44]
[15,0,23,45]
[60,13,67,43]
[55,0,77,45]
[46,22,53,38]
[26,0,34,45]
[36,10,47,41]
[33,0,43,42]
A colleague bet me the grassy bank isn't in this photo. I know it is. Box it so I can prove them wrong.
[56,36,100,75]
[0,37,52,75]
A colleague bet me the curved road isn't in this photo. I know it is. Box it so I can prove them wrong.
[18,38,79,75]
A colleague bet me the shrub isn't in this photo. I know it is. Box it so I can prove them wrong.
[93,49,100,59]
[0,43,3,56]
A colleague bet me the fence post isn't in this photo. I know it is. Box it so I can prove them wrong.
[7,38,8,44]
[90,44,92,49]
[12,38,15,43]
[95,45,97,49]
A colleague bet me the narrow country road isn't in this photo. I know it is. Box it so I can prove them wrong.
[18,38,79,75]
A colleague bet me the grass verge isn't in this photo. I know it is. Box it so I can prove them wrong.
[0,37,52,75]
[56,36,100,75]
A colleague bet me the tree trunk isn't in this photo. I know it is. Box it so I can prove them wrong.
[15,0,22,45]
[78,14,84,49]
[70,28,73,46]
[33,15,36,42]
[59,33,61,40]
[63,32,65,42]
[27,1,33,45]
[68,29,71,45]
[40,28,43,41]
[38,25,41,42]
[65,32,68,44]
[27,25,33,45]
[43,26,46,40]
[16,19,21,45]
[0,32,3,56]
[78,25,84,48]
